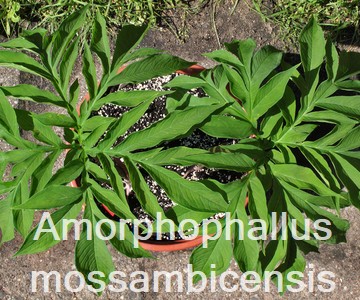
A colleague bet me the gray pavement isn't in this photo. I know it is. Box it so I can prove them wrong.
[1,2,360,299]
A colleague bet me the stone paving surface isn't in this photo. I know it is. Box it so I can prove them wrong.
[1,2,360,299]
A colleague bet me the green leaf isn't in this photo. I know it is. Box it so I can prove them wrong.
[123,48,163,63]
[21,28,48,51]
[102,222,154,259]
[0,89,20,136]
[282,180,349,242]
[123,157,169,222]
[270,164,340,197]
[87,161,109,182]
[83,116,115,132]
[275,239,306,291]
[83,119,115,148]
[248,175,269,226]
[260,239,287,274]
[82,42,98,100]
[325,39,339,81]
[335,51,360,81]
[225,39,256,79]
[109,54,194,86]
[33,112,76,127]
[299,147,340,191]
[51,5,88,67]
[253,65,298,118]
[179,151,256,172]
[201,115,254,139]
[32,118,63,146]
[47,159,84,186]
[299,17,326,72]
[69,79,80,107]
[203,49,243,69]
[91,11,111,74]
[115,104,224,152]
[14,185,84,209]
[190,230,232,283]
[11,153,45,237]
[111,24,149,71]
[335,126,360,151]
[0,197,15,245]
[0,51,50,79]
[15,202,83,255]
[316,96,360,119]
[60,36,80,91]
[97,153,127,205]
[89,179,135,221]
[141,163,228,213]
[329,153,360,208]
[131,147,207,166]
[13,110,63,146]
[0,37,38,51]
[279,124,317,143]
[30,150,62,195]
[165,75,206,90]
[1,84,65,107]
[165,205,212,230]
[75,197,114,290]
[251,45,282,88]
[97,98,153,151]
[226,179,260,271]
[94,90,171,111]
[336,80,360,92]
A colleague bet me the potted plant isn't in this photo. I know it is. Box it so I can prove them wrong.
[161,16,360,288]
[0,4,359,293]
[0,5,230,291]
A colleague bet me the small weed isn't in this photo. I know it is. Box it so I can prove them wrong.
[252,0,360,47]
[1,0,208,41]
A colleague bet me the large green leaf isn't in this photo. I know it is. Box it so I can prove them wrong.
[201,115,254,139]
[115,104,224,152]
[252,65,298,118]
[0,89,20,136]
[299,17,326,72]
[0,51,50,79]
[251,45,282,88]
[190,230,232,283]
[178,151,256,172]
[50,5,88,67]
[316,96,360,119]
[141,163,228,213]
[91,11,111,74]
[82,42,98,100]
[60,37,80,91]
[96,98,154,151]
[14,185,84,209]
[109,54,194,86]
[0,197,15,245]
[102,222,154,259]
[123,157,169,223]
[15,202,83,255]
[1,85,65,107]
[47,159,84,186]
[75,196,114,290]
[111,25,149,71]
[94,90,171,111]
